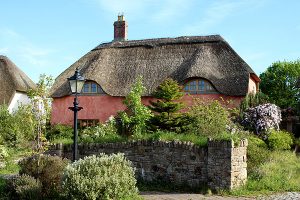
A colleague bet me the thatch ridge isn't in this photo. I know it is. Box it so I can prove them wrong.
[0,55,36,105]
[51,35,257,98]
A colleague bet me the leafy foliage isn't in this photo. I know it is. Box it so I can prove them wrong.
[149,78,188,132]
[189,99,230,138]
[0,104,35,147]
[19,154,69,197]
[246,135,270,176]
[46,124,73,141]
[118,78,153,136]
[239,92,270,117]
[80,119,125,143]
[242,103,281,135]
[0,74,53,152]
[267,130,293,150]
[260,60,300,110]
[12,174,42,200]
[62,153,139,200]
[0,145,8,160]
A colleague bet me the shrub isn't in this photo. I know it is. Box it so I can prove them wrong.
[12,174,42,200]
[19,154,69,197]
[47,124,73,141]
[189,100,230,138]
[242,103,281,135]
[62,153,139,200]
[247,135,270,177]
[267,130,293,150]
[0,104,35,148]
[118,78,153,136]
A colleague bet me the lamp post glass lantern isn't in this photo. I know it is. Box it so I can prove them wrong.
[68,68,85,161]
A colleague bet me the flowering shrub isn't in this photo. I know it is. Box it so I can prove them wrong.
[62,153,139,200]
[242,103,281,135]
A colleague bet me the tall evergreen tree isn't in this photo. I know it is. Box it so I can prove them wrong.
[148,78,188,132]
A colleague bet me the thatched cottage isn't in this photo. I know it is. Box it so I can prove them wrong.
[50,15,260,126]
[0,55,36,113]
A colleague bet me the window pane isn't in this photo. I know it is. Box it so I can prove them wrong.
[199,80,205,91]
[83,84,89,93]
[184,79,218,94]
[184,85,189,91]
[190,81,196,90]
[91,83,97,92]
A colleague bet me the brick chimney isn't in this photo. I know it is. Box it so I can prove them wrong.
[113,15,128,41]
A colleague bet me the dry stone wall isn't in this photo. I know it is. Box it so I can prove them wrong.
[47,139,247,190]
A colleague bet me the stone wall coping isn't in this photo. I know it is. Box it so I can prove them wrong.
[50,139,247,150]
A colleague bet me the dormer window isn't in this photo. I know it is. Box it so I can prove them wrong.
[184,79,218,94]
[82,81,106,94]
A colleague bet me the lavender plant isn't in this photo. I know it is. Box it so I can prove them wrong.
[242,103,281,135]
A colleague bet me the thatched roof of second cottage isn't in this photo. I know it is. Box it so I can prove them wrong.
[0,55,36,105]
[51,35,259,97]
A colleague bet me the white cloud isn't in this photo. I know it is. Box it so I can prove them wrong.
[181,0,267,35]
[0,28,55,74]
[0,47,9,54]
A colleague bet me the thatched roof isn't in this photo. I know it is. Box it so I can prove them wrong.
[51,35,258,97]
[0,56,36,105]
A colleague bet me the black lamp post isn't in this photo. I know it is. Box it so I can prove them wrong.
[68,68,85,161]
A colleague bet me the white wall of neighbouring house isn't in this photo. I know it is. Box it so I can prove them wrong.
[8,91,31,113]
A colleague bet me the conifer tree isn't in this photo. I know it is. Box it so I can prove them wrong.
[149,78,188,132]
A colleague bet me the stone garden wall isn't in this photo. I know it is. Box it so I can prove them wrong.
[47,139,247,190]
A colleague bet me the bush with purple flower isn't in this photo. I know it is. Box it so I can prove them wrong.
[242,103,282,135]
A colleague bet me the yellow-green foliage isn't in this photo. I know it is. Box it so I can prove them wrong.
[189,100,230,137]
[246,135,270,176]
[62,153,139,200]
[267,130,293,150]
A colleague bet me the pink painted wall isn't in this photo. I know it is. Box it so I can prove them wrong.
[51,94,244,126]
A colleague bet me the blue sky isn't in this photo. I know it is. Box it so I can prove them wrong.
[1,0,299,82]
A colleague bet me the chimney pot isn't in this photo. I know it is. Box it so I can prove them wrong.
[114,15,127,41]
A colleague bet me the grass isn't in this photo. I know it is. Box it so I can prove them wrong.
[229,150,300,196]
[50,137,73,145]
[51,130,210,147]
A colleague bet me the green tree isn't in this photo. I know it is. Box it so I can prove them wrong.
[118,78,153,136]
[148,78,188,132]
[260,60,300,110]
